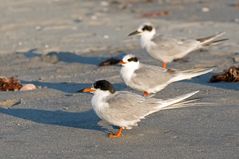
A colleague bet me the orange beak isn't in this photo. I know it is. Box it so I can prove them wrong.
[119,60,126,65]
[78,87,95,93]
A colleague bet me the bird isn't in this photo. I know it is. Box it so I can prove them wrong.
[128,22,227,69]
[79,80,199,139]
[119,54,213,96]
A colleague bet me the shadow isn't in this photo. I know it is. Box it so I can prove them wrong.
[0,107,107,132]
[21,49,125,66]
[21,80,127,93]
[21,80,91,93]
[188,73,239,91]
[173,57,189,63]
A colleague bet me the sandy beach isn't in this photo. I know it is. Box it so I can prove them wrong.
[0,0,239,158]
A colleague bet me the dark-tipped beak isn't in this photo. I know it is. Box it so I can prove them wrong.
[119,60,126,65]
[78,87,95,93]
[128,30,141,36]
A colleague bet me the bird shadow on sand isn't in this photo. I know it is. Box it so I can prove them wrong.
[21,49,125,66]
[0,107,108,132]
[21,80,127,93]
[188,73,239,91]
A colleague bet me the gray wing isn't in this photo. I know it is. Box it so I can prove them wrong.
[132,64,175,90]
[105,91,159,124]
[151,35,200,58]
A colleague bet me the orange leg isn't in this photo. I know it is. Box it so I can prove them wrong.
[108,127,123,138]
[144,91,150,97]
[162,62,167,69]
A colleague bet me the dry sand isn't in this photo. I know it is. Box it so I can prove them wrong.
[0,0,239,158]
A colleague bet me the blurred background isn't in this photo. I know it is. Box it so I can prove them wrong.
[0,0,238,54]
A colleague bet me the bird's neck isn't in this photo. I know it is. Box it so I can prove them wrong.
[91,90,111,119]
[140,34,154,49]
[121,63,140,82]
[91,90,111,108]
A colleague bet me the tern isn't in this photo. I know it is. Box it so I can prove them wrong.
[79,80,199,138]
[128,22,227,68]
[120,54,213,96]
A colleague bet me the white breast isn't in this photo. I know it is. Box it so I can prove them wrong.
[120,66,134,84]
[91,90,110,119]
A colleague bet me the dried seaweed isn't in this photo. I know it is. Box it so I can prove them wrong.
[0,77,23,91]
[98,57,121,66]
[209,66,239,82]
[40,52,59,64]
[141,10,169,18]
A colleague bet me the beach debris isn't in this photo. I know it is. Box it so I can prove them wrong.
[91,15,98,20]
[73,18,82,23]
[141,10,169,18]
[233,52,239,62]
[0,77,23,91]
[98,57,121,66]
[0,99,21,108]
[233,55,239,63]
[201,7,210,12]
[62,106,69,110]
[103,35,109,39]
[18,42,23,46]
[110,0,153,9]
[0,76,37,91]
[235,3,239,8]
[209,66,239,82]
[101,1,109,6]
[20,84,37,91]
[35,26,42,31]
[229,3,239,8]
[40,52,59,64]
[234,18,239,23]
[98,52,126,67]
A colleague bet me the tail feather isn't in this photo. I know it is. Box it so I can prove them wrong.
[157,91,199,110]
[162,99,214,110]
[170,67,214,83]
[161,98,200,110]
[202,38,228,46]
[197,32,227,46]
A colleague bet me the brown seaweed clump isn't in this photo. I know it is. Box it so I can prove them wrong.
[0,77,23,91]
[209,66,239,82]
[98,57,121,67]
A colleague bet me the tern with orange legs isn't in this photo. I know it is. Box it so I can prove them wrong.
[79,80,199,138]
[120,54,213,97]
[128,22,227,69]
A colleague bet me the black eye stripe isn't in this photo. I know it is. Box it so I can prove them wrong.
[142,25,153,31]
[128,57,138,62]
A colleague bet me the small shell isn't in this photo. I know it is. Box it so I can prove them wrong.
[20,84,37,91]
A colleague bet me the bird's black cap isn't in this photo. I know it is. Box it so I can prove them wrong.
[93,80,115,94]
[127,56,139,62]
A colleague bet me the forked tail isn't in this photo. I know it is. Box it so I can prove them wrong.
[169,67,214,83]
[157,91,199,110]
[197,32,228,46]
